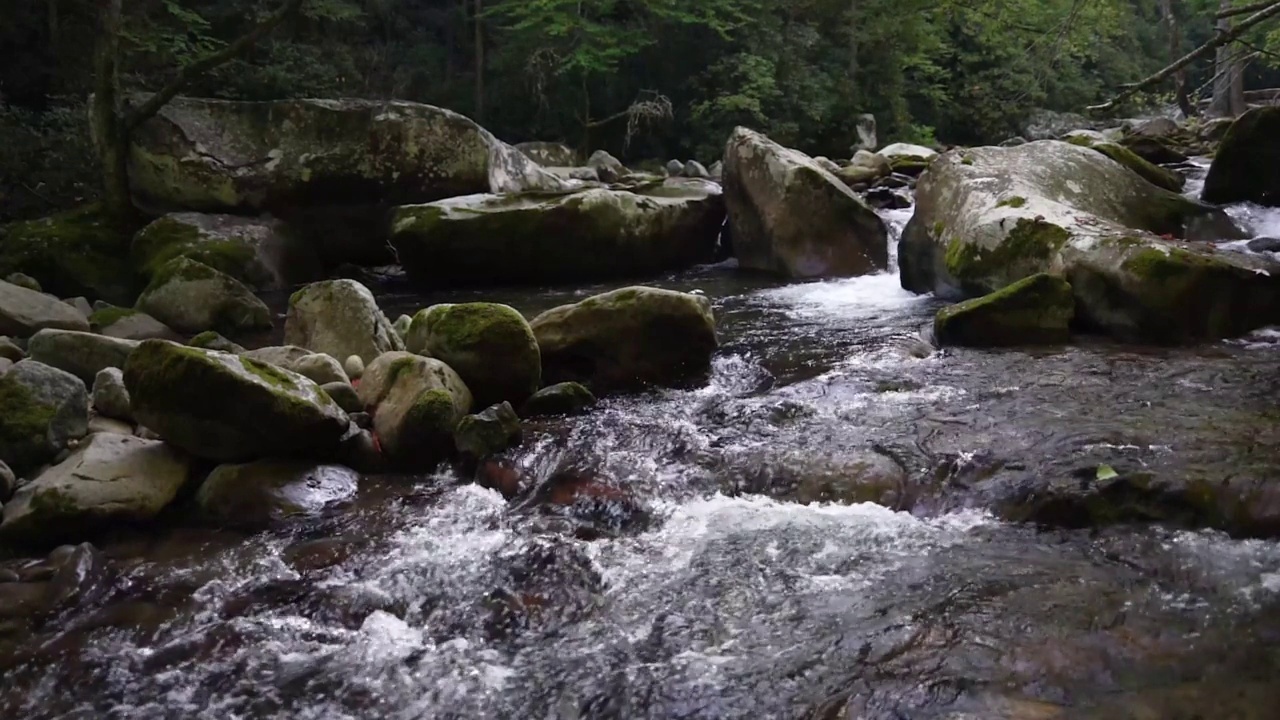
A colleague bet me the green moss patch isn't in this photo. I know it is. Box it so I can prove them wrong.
[0,376,57,472]
[88,305,140,329]
[934,273,1074,347]
[944,218,1068,291]
[996,196,1027,209]
[0,205,141,305]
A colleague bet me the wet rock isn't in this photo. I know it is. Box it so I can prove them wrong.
[900,140,1274,344]
[0,279,91,338]
[521,382,597,417]
[92,367,133,421]
[0,434,189,546]
[26,329,139,384]
[0,206,138,305]
[389,179,723,286]
[284,537,356,573]
[0,582,48,619]
[320,381,363,414]
[136,258,272,335]
[1202,106,1280,207]
[124,340,350,463]
[531,286,717,394]
[724,127,888,278]
[587,150,627,183]
[935,274,1074,347]
[131,212,322,291]
[484,538,604,636]
[356,352,472,469]
[284,280,403,365]
[1247,237,1280,254]
[196,460,359,528]
[0,460,14,502]
[863,187,912,210]
[454,402,522,461]
[89,307,181,341]
[242,345,349,385]
[533,468,650,535]
[45,542,110,611]
[476,459,522,498]
[0,360,88,475]
[0,337,24,362]
[1091,142,1184,193]
[187,331,245,353]
[343,354,365,381]
[516,141,577,167]
[336,427,386,474]
[405,303,540,407]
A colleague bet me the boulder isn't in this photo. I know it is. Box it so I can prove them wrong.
[515,141,578,167]
[5,273,42,292]
[284,280,403,364]
[708,161,723,180]
[389,179,724,286]
[92,367,133,421]
[88,306,181,341]
[723,127,888,278]
[0,279,91,338]
[852,113,877,153]
[683,160,710,179]
[241,345,348,385]
[665,159,685,177]
[1119,135,1187,165]
[135,258,272,335]
[196,460,359,527]
[1199,117,1234,143]
[88,416,134,435]
[0,206,138,305]
[1132,117,1178,138]
[1023,109,1093,141]
[454,402,523,461]
[1091,143,1185,193]
[900,141,1278,343]
[391,314,412,342]
[587,150,627,183]
[0,460,14,503]
[0,434,189,545]
[27,329,138,385]
[320,381,363,414]
[0,360,88,475]
[404,303,541,407]
[833,165,882,187]
[1202,106,1280,207]
[188,331,245,353]
[355,352,472,468]
[530,286,717,394]
[344,354,365,380]
[849,150,892,177]
[521,382,596,417]
[1247,237,1280,254]
[123,340,351,462]
[878,143,938,162]
[0,337,24,362]
[934,273,1074,347]
[131,212,322,291]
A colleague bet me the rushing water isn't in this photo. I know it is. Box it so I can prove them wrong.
[7,178,1280,719]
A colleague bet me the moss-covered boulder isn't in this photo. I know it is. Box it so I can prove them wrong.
[0,433,189,546]
[530,286,717,394]
[405,303,540,407]
[284,280,402,364]
[454,402,523,461]
[0,279,91,338]
[0,206,139,306]
[1202,106,1280,207]
[389,179,724,286]
[123,340,351,463]
[723,127,888,278]
[934,273,1074,347]
[521,382,597,417]
[196,460,359,528]
[241,345,349,385]
[136,257,272,335]
[1092,143,1184,193]
[1119,134,1188,166]
[355,351,472,469]
[88,306,180,341]
[132,212,322,291]
[0,360,88,475]
[27,329,139,384]
[900,140,1276,343]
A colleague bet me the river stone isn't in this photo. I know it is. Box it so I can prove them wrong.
[136,258,272,335]
[684,160,710,179]
[0,337,26,362]
[196,460,359,528]
[27,329,139,384]
[123,340,351,463]
[899,140,1276,343]
[0,280,91,338]
[242,345,348,385]
[723,127,889,279]
[530,286,717,394]
[1202,106,1280,207]
[521,382,597,418]
[665,159,685,177]
[516,141,577,167]
[392,314,412,342]
[405,303,541,408]
[355,352,472,468]
[284,280,403,365]
[88,307,181,341]
[0,360,88,475]
[1248,238,1280,254]
[454,402,523,460]
[1133,117,1178,138]
[587,150,627,183]
[834,165,881,188]
[344,354,365,380]
[934,273,1074,347]
[0,434,189,545]
[132,212,323,291]
[389,179,724,286]
[0,206,139,306]
[321,381,363,414]
[188,331,245,353]
[850,150,891,177]
[91,367,133,421]
[1091,143,1184,193]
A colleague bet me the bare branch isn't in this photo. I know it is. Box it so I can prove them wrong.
[1218,1,1280,20]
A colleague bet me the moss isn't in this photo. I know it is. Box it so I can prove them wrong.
[405,388,461,432]
[1065,134,1096,147]
[1092,143,1184,193]
[142,257,221,294]
[0,376,57,472]
[239,356,298,390]
[88,305,140,329]
[27,486,82,518]
[961,155,975,165]
[934,273,1074,347]
[133,216,259,284]
[944,218,1068,291]
[0,205,141,305]
[931,221,945,237]
[189,331,222,348]
[996,196,1027,209]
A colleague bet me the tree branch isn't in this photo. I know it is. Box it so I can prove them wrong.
[1218,0,1280,19]
[1088,0,1280,112]
[124,0,304,131]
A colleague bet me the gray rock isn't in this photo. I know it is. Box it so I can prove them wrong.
[344,354,365,380]
[1132,116,1178,138]
[5,273,42,293]
[284,280,403,365]
[27,329,139,384]
[1247,237,1280,253]
[850,150,892,177]
[708,161,723,180]
[64,296,93,318]
[813,156,842,174]
[242,345,348,385]
[1202,106,1280,208]
[90,308,181,341]
[516,141,578,167]
[665,159,685,177]
[136,258,272,335]
[521,382,596,417]
[0,337,25,362]
[1062,129,1106,145]
[0,459,14,502]
[587,150,627,183]
[405,303,541,408]
[683,160,710,179]
[196,460,359,528]
[132,212,323,291]
[0,357,11,375]
[87,416,134,436]
[357,352,472,468]
[454,402,522,460]
[934,273,1075,347]
[852,113,878,153]
[188,331,245,353]
[92,367,133,421]
[0,280,91,338]
[877,143,938,162]
[0,434,189,545]
[391,314,412,342]
[0,360,88,475]
[320,381,363,413]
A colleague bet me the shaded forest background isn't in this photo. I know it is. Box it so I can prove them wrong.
[3,0,1280,222]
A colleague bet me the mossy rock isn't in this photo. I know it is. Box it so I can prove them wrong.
[521,382,597,417]
[0,206,141,305]
[934,273,1074,347]
[355,351,472,469]
[284,280,402,364]
[454,401,523,460]
[405,302,541,408]
[0,277,91,338]
[135,257,272,335]
[0,359,88,476]
[1202,106,1280,207]
[188,331,245,353]
[131,212,322,291]
[1092,143,1184,193]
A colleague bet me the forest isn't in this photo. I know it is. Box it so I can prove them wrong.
[2,0,1280,222]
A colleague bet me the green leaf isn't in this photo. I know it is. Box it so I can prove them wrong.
[1096,464,1119,481]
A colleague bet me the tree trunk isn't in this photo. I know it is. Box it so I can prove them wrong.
[1159,0,1195,117]
[474,0,484,122]
[1210,0,1248,117]
[93,0,131,222]
[847,0,859,104]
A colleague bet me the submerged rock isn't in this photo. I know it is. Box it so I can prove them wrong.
[0,279,91,338]
[531,286,717,394]
[1202,106,1280,207]
[196,460,359,528]
[0,434,189,545]
[723,127,888,279]
[26,329,139,384]
[0,360,88,475]
[521,382,596,417]
[135,258,272,335]
[454,402,523,461]
[356,352,473,468]
[934,273,1074,347]
[389,179,723,286]
[124,340,350,463]
[0,206,138,305]
[284,280,403,365]
[132,212,322,291]
[900,140,1274,343]
[405,303,540,408]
